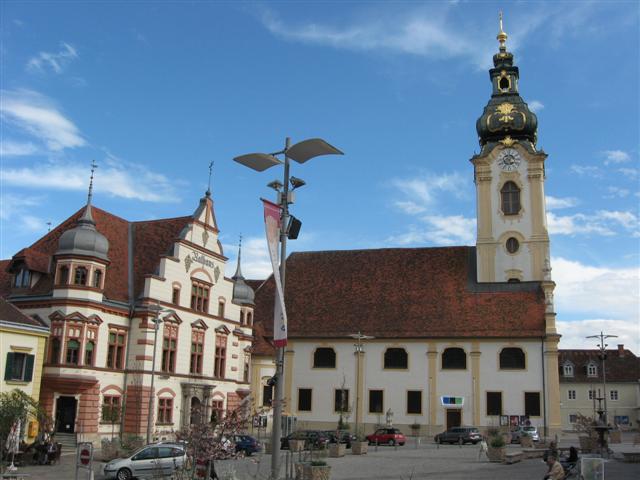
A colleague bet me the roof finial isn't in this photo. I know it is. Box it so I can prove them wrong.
[206,160,214,197]
[497,11,508,52]
[88,160,98,205]
[234,233,244,278]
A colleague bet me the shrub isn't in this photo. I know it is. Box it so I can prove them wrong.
[489,434,505,448]
[310,460,327,466]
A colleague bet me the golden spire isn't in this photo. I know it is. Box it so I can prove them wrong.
[497,11,508,51]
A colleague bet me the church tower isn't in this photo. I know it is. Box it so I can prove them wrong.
[472,15,550,283]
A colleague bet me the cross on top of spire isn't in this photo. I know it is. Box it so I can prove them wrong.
[497,11,508,51]
[206,160,214,197]
[88,160,98,205]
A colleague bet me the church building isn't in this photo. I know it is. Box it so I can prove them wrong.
[252,21,562,436]
[0,178,256,444]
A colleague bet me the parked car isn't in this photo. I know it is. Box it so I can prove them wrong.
[231,434,262,456]
[510,426,540,443]
[103,443,186,480]
[366,428,406,446]
[434,427,482,445]
[325,429,357,448]
[280,430,330,450]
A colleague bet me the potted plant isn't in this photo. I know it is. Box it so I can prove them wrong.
[328,441,345,457]
[410,422,421,437]
[303,460,331,480]
[574,413,596,452]
[487,434,506,462]
[351,429,368,455]
[519,431,533,448]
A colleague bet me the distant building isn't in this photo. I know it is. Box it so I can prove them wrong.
[252,20,562,436]
[0,297,49,441]
[0,187,255,443]
[559,346,640,430]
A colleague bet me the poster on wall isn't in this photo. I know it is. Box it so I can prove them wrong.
[520,415,530,426]
[500,415,509,426]
[509,415,520,427]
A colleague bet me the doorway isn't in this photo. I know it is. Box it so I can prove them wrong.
[55,396,77,433]
[446,409,461,430]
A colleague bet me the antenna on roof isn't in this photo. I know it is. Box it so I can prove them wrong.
[47,221,52,232]
[88,160,98,205]
[206,160,214,197]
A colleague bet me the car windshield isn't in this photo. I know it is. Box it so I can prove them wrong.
[523,427,536,432]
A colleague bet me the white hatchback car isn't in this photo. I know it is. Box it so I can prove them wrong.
[103,443,187,480]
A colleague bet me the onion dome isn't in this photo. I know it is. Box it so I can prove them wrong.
[232,238,255,306]
[476,14,538,151]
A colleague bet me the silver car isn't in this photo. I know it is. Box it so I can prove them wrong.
[103,443,186,480]
[510,426,540,443]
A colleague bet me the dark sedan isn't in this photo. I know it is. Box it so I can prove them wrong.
[280,430,330,450]
[325,429,357,448]
[434,426,482,444]
[232,435,261,456]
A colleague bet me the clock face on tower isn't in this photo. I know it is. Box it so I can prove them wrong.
[497,148,522,171]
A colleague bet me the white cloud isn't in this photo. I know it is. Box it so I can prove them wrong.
[618,167,639,179]
[557,319,639,354]
[602,149,631,165]
[545,195,578,210]
[528,100,544,113]
[0,140,39,156]
[391,172,466,214]
[26,42,78,74]
[387,214,476,246]
[0,194,48,236]
[570,165,602,178]
[548,210,639,237]
[605,186,630,198]
[1,89,85,151]
[223,236,273,280]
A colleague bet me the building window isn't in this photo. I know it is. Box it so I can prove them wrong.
[74,266,88,285]
[334,389,349,413]
[243,358,250,383]
[610,390,619,401]
[211,400,224,423]
[506,237,519,254]
[162,325,178,373]
[384,348,408,369]
[486,391,502,416]
[569,414,577,424]
[240,311,245,325]
[3,353,34,381]
[191,281,210,313]
[563,364,574,377]
[84,341,95,366]
[49,337,61,364]
[172,287,180,305]
[568,390,576,400]
[407,390,422,415]
[218,300,225,318]
[262,385,273,407]
[66,339,80,365]
[587,363,597,377]
[313,348,336,368]
[58,265,70,285]
[214,335,227,378]
[501,181,521,215]
[298,389,312,412]
[247,312,253,326]
[588,390,596,400]
[157,398,173,424]
[524,392,541,416]
[369,390,383,414]
[499,348,526,369]
[107,331,126,369]
[102,395,121,423]
[93,269,103,288]
[190,330,204,375]
[14,268,31,288]
[442,348,466,369]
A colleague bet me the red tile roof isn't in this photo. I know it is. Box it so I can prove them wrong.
[559,349,640,383]
[0,297,48,328]
[0,260,11,298]
[1,206,192,303]
[253,247,547,339]
[9,248,50,273]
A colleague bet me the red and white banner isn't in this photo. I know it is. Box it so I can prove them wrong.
[263,199,288,347]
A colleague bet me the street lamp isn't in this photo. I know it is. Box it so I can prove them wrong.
[234,137,343,480]
[349,332,374,439]
[146,305,175,444]
[586,331,618,425]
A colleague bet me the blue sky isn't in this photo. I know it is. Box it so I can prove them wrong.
[1,1,638,352]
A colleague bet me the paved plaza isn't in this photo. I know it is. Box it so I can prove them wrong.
[9,435,640,480]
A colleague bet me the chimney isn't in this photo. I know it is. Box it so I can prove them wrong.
[618,344,625,357]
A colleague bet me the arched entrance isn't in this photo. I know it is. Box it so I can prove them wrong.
[190,397,202,425]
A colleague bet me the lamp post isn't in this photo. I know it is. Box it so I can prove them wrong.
[234,137,343,479]
[349,332,374,439]
[146,305,175,444]
[586,331,618,425]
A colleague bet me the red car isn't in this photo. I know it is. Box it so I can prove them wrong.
[366,427,406,446]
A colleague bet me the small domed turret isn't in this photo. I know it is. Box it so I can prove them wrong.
[232,238,254,306]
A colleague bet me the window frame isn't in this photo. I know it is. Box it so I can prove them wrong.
[190,281,210,313]
[298,388,312,412]
[157,397,173,424]
[4,352,34,382]
[101,395,121,423]
[262,385,273,407]
[563,363,574,377]
[568,390,576,400]
[313,347,336,369]
[499,347,526,370]
[524,392,541,417]
[406,390,422,415]
[161,324,178,373]
[500,181,521,216]
[74,266,88,285]
[442,347,467,370]
[587,363,598,377]
[383,348,408,370]
[368,389,384,414]
[106,330,127,370]
[214,334,227,378]
[610,390,619,401]
[334,388,350,414]
[190,329,204,375]
[486,391,502,416]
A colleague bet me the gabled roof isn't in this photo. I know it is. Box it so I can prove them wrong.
[559,349,640,383]
[0,297,48,329]
[253,246,546,339]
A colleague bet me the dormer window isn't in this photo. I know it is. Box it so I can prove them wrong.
[74,266,88,285]
[587,362,598,377]
[13,268,31,288]
[93,269,103,288]
[563,363,574,377]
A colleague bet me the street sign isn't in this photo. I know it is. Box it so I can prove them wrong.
[75,442,93,480]
[80,447,91,465]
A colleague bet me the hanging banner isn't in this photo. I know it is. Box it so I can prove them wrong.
[263,199,288,347]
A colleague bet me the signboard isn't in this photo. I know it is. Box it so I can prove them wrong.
[75,442,93,480]
[440,396,464,407]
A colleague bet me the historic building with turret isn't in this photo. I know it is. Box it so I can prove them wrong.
[251,20,562,437]
[0,176,256,444]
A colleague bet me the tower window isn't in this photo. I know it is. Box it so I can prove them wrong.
[93,269,103,288]
[499,76,510,91]
[506,237,519,254]
[74,266,88,285]
[501,181,521,215]
[58,266,70,285]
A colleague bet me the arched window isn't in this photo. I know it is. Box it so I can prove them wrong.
[442,347,467,369]
[93,269,103,288]
[313,348,336,368]
[501,181,521,215]
[58,265,70,285]
[563,363,574,377]
[587,363,597,377]
[384,348,408,369]
[66,339,80,365]
[499,347,526,369]
[74,266,88,285]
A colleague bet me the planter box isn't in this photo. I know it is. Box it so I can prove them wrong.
[329,443,346,457]
[264,442,272,454]
[520,436,533,448]
[290,439,306,452]
[579,436,594,452]
[303,464,331,480]
[295,462,309,480]
[486,446,505,463]
[351,441,368,455]
[609,431,621,443]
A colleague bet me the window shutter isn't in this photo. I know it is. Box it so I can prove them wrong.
[25,354,35,382]
[4,352,15,380]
